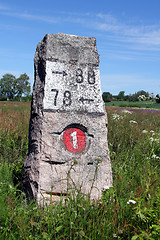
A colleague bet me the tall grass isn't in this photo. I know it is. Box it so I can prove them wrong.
[0,102,30,185]
[0,102,160,239]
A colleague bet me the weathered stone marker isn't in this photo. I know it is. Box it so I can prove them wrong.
[24,33,112,203]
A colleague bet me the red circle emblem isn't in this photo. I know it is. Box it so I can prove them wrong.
[62,128,86,153]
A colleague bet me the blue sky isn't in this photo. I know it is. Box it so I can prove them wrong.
[0,0,160,95]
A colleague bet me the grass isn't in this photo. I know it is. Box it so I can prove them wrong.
[0,101,30,185]
[0,101,160,239]
[105,100,160,110]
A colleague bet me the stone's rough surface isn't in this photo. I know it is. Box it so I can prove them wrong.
[24,33,112,203]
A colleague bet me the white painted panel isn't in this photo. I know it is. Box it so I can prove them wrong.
[43,61,104,113]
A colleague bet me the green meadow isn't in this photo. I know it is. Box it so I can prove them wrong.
[0,102,160,239]
[105,100,160,110]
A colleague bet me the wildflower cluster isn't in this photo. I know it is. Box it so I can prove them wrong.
[129,120,137,124]
[138,95,146,101]
[148,130,160,143]
[112,113,123,120]
[149,93,156,100]
[121,109,132,114]
[138,94,156,101]
[127,199,136,205]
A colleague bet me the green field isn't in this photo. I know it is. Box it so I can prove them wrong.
[105,100,160,109]
[0,102,160,239]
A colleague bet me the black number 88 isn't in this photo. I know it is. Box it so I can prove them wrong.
[76,69,95,85]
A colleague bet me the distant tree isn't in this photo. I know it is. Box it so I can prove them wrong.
[124,95,129,101]
[0,73,31,101]
[136,90,149,101]
[156,94,160,103]
[117,91,125,100]
[14,73,31,100]
[21,94,32,102]
[128,93,138,102]
[102,92,112,102]
[128,90,149,102]
[0,74,16,100]
[0,93,7,101]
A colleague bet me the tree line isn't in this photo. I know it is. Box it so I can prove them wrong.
[102,90,160,103]
[1,74,160,104]
[0,73,31,101]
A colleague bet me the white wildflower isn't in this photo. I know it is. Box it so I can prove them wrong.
[127,199,136,204]
[103,185,110,190]
[112,151,116,155]
[129,120,137,124]
[122,110,132,114]
[113,234,117,238]
[112,113,123,120]
[138,95,146,101]
[150,130,155,136]
[142,130,148,133]
[155,138,160,142]
[152,154,160,159]
[150,137,160,143]
[149,94,155,99]
[149,137,154,142]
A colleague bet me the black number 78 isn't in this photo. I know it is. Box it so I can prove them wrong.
[51,89,72,106]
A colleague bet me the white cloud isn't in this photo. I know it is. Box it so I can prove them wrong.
[0,23,30,33]
[93,12,160,49]
[19,13,58,23]
[101,48,160,61]
[1,7,160,47]
[1,7,160,61]
[96,13,118,25]
[0,10,58,23]
[0,4,9,10]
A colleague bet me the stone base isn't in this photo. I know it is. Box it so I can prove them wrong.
[24,111,112,203]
